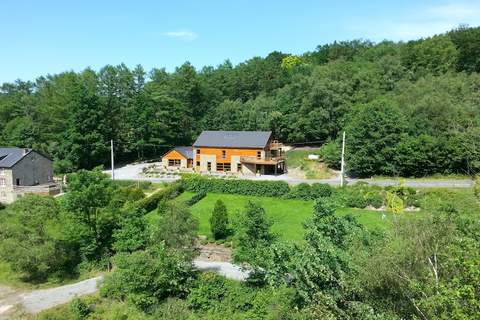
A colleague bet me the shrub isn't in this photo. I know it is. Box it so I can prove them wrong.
[364,192,384,208]
[345,191,368,208]
[0,195,78,281]
[112,180,153,190]
[319,140,341,169]
[233,201,275,263]
[187,272,227,311]
[311,183,333,198]
[286,183,332,200]
[134,182,183,212]
[184,190,207,206]
[210,200,229,240]
[100,244,197,312]
[286,183,312,200]
[70,298,91,320]
[182,175,290,198]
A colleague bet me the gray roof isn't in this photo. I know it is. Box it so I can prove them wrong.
[174,146,194,159]
[193,131,272,149]
[0,147,32,168]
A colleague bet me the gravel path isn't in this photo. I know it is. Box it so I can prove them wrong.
[194,260,250,281]
[0,260,249,316]
[110,161,474,188]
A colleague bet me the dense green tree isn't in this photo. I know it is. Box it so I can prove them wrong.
[345,99,408,177]
[210,199,229,240]
[150,202,198,255]
[100,243,197,312]
[61,169,118,260]
[0,195,77,281]
[233,201,275,262]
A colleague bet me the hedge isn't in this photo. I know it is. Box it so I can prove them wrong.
[286,183,332,200]
[184,190,207,206]
[134,182,184,212]
[112,179,153,190]
[181,176,290,198]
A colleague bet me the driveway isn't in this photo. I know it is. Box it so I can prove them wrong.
[110,162,474,189]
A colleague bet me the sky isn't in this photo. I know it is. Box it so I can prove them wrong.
[1,0,480,83]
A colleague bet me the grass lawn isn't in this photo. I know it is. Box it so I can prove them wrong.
[285,149,335,179]
[173,192,397,241]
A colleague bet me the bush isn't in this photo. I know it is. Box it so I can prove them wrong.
[70,298,91,320]
[0,195,78,281]
[286,183,312,200]
[134,183,183,212]
[112,180,153,190]
[311,183,333,198]
[364,192,384,208]
[320,140,341,169]
[184,190,207,206]
[187,272,227,311]
[210,200,229,240]
[345,191,368,208]
[286,183,332,200]
[100,244,197,312]
[182,175,290,198]
[233,201,275,263]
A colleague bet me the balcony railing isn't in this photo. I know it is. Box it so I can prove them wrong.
[240,155,285,165]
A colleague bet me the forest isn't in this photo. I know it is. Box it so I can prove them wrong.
[0,26,479,177]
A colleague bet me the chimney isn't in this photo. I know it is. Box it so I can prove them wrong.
[23,148,29,155]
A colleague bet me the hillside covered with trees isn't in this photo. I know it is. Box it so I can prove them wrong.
[0,26,479,177]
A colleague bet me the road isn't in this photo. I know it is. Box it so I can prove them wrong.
[110,162,474,188]
[0,260,249,317]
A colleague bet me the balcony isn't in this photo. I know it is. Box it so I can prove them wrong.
[240,155,285,165]
[269,140,283,150]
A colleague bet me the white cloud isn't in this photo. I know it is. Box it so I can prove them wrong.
[426,2,480,20]
[162,30,198,41]
[348,1,480,41]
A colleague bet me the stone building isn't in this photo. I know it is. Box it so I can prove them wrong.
[0,147,58,204]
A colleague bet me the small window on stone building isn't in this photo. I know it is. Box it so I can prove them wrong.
[0,178,5,186]
[0,169,4,176]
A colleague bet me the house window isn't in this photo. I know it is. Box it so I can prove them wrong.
[0,169,4,176]
[196,161,200,166]
[196,149,200,154]
[207,162,212,171]
[257,151,262,159]
[237,163,242,172]
[0,178,5,186]
[216,163,231,172]
[168,159,181,167]
[221,150,226,159]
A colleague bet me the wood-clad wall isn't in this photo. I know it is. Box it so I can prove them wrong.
[194,147,261,163]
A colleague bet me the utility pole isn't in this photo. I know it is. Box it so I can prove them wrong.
[340,131,346,187]
[110,139,115,181]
